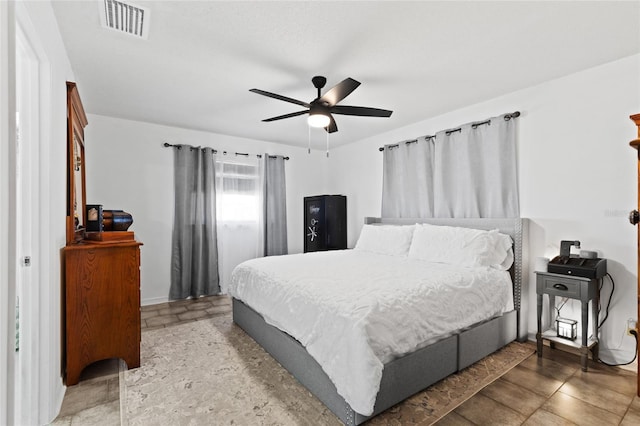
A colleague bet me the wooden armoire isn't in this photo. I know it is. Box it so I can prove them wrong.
[629,113,640,396]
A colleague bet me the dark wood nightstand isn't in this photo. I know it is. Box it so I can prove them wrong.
[536,271,600,371]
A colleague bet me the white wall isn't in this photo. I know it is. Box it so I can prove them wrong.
[326,54,640,364]
[85,115,328,305]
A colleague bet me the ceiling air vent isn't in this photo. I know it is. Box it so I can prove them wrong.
[99,0,150,39]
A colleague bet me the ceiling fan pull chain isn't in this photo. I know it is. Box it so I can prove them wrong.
[308,125,311,154]
[326,130,329,158]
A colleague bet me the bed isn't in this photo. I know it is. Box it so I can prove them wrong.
[229,217,528,425]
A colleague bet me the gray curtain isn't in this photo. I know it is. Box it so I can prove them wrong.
[170,145,220,299]
[381,114,519,218]
[263,155,288,256]
[381,137,435,218]
[433,115,519,218]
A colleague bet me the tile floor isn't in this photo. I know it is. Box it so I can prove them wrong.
[53,295,640,425]
[438,345,640,425]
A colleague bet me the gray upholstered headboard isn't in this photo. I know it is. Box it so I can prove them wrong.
[364,217,529,340]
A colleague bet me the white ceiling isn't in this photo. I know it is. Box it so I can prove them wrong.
[51,1,640,150]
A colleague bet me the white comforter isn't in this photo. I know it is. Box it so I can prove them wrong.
[228,250,513,416]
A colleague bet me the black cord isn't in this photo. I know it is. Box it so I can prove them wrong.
[555,297,569,317]
[598,273,615,329]
[597,279,603,317]
[598,329,638,367]
[596,272,636,367]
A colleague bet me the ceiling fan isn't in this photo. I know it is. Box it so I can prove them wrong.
[250,76,393,133]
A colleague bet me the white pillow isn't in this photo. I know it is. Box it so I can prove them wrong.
[354,224,415,256]
[493,232,515,270]
[408,223,513,269]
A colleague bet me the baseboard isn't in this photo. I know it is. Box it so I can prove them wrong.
[618,359,637,373]
[142,292,230,307]
[119,359,127,424]
[141,296,169,306]
[598,347,638,371]
[48,377,67,425]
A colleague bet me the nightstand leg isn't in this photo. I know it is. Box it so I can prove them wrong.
[581,301,589,371]
[537,293,543,357]
[591,289,600,362]
[548,294,556,349]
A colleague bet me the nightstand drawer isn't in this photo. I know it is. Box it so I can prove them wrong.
[538,275,581,298]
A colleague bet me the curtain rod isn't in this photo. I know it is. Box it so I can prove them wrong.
[163,142,289,160]
[163,142,217,153]
[378,111,520,152]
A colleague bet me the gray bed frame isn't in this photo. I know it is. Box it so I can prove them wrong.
[232,217,528,425]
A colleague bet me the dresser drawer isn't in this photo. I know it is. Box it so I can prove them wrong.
[538,275,582,298]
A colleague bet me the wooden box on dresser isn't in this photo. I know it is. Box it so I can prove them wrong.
[63,240,142,385]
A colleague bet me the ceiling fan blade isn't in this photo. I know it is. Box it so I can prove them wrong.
[331,105,393,117]
[250,88,310,108]
[262,110,308,122]
[319,78,360,106]
[325,114,338,133]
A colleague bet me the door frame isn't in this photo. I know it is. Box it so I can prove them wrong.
[0,1,17,424]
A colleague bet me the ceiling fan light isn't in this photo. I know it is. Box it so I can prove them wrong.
[308,113,330,128]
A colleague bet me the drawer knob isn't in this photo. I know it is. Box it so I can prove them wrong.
[630,210,640,225]
[553,283,568,291]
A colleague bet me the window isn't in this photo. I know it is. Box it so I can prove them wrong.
[215,160,260,223]
[214,157,263,292]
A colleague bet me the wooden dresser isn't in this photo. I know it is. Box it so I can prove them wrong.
[63,241,142,385]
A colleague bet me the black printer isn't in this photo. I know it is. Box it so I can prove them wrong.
[547,240,607,279]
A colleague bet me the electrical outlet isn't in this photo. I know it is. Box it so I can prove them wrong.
[627,319,637,336]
